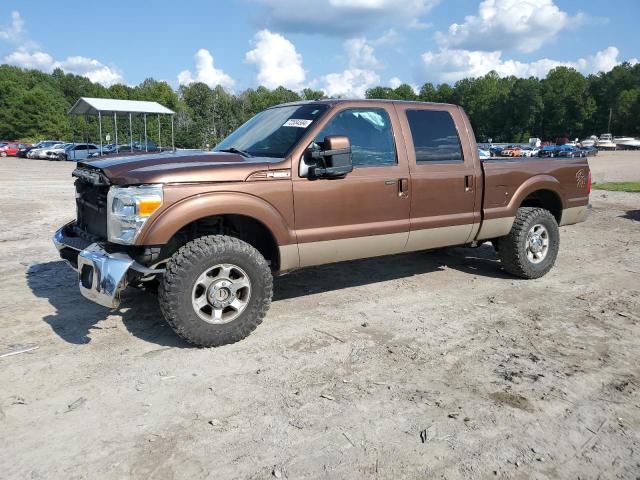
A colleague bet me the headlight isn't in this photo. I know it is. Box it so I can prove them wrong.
[107,184,163,244]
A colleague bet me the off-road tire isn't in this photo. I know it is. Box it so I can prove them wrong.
[496,207,559,279]
[159,235,273,347]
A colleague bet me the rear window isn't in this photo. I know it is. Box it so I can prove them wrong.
[406,110,463,163]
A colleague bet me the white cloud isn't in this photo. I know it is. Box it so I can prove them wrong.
[253,0,439,36]
[245,29,306,90]
[344,37,382,69]
[4,49,53,70]
[389,76,402,88]
[4,48,123,86]
[0,11,23,42]
[437,0,578,53]
[420,46,628,84]
[1,11,123,86]
[177,48,235,90]
[319,68,380,98]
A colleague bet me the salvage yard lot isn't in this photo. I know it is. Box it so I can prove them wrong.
[1,153,639,479]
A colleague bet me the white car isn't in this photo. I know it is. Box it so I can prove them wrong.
[26,141,63,159]
[520,147,540,157]
[43,143,74,160]
[30,143,66,159]
[53,143,100,161]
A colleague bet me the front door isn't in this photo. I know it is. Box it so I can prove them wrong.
[293,104,411,267]
[394,104,481,251]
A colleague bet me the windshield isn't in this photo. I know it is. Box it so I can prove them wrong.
[214,104,329,158]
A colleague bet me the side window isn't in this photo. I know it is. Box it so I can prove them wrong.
[314,108,396,167]
[406,110,463,163]
[75,145,86,151]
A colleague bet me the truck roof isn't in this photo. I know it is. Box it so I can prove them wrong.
[272,99,458,109]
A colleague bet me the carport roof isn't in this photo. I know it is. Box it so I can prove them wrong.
[68,97,175,116]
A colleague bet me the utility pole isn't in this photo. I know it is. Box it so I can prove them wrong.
[608,107,612,133]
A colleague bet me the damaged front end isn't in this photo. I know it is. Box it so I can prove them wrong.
[53,163,165,308]
[53,222,164,308]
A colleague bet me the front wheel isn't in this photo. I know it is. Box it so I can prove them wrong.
[159,235,273,347]
[495,207,559,279]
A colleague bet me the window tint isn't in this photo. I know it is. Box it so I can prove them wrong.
[406,110,463,163]
[314,108,396,167]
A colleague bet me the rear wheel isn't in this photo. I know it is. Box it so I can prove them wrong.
[495,207,559,279]
[159,235,273,347]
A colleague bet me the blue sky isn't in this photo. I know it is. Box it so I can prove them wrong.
[1,0,638,96]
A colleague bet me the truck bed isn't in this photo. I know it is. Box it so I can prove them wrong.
[480,156,590,228]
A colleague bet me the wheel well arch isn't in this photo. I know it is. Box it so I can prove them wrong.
[519,189,563,223]
[168,214,281,271]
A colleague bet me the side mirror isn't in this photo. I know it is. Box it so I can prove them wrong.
[308,135,353,179]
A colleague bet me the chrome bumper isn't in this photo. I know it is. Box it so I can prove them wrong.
[53,224,163,309]
[76,244,134,308]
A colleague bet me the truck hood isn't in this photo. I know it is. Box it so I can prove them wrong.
[79,150,273,185]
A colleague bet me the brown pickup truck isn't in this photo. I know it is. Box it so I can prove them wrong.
[53,99,591,346]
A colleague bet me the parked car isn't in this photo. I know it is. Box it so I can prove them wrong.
[51,143,100,161]
[133,140,159,151]
[580,146,598,157]
[26,141,64,159]
[520,147,540,157]
[43,143,75,160]
[478,148,490,160]
[0,142,31,157]
[489,145,504,157]
[501,145,522,157]
[558,144,585,158]
[54,99,591,347]
[538,145,561,158]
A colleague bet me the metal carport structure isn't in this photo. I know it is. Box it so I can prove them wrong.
[68,97,176,154]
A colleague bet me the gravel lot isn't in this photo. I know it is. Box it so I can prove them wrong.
[1,153,639,479]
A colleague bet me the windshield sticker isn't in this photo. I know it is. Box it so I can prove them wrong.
[283,119,313,128]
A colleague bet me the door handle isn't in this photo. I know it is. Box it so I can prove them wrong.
[398,178,409,198]
[464,175,474,192]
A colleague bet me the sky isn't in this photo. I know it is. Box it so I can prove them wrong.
[0,0,638,97]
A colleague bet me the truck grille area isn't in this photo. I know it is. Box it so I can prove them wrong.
[75,178,109,241]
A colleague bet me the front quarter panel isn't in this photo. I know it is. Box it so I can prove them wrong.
[135,181,297,247]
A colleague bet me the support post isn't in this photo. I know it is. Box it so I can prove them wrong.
[171,115,175,152]
[114,113,118,153]
[158,114,161,151]
[144,114,148,152]
[129,113,133,152]
[98,111,103,155]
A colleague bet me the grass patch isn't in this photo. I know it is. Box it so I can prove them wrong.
[592,182,640,192]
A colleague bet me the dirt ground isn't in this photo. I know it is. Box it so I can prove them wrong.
[0,153,639,479]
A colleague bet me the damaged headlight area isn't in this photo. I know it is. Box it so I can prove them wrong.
[107,184,163,244]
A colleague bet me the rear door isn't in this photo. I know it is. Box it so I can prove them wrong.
[292,103,411,267]
[394,104,481,251]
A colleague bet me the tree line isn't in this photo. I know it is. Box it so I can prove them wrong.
[0,62,638,148]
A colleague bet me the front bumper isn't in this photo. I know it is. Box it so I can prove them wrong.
[53,223,163,309]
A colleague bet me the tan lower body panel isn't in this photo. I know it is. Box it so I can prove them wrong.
[559,205,590,226]
[475,216,515,240]
[405,224,474,252]
[278,244,300,271]
[298,232,407,268]
[295,223,482,269]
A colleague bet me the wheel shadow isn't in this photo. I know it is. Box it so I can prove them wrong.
[28,244,510,346]
[274,243,512,301]
[26,261,190,347]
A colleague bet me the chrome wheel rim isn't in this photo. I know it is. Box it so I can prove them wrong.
[191,264,252,324]
[526,224,549,264]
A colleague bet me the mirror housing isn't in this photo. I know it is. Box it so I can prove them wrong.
[308,135,353,179]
